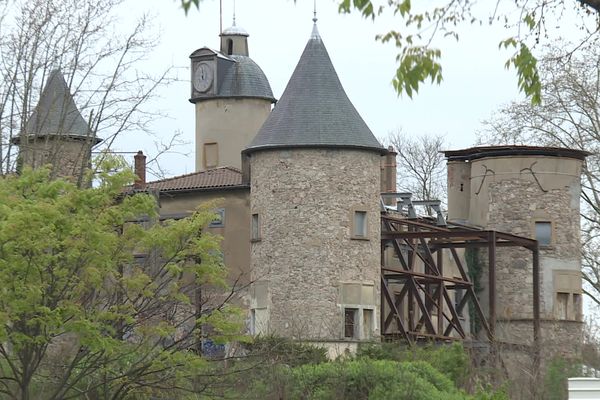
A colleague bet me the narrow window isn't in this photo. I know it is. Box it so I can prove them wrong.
[353,211,367,238]
[203,142,218,169]
[209,208,225,227]
[573,293,582,321]
[455,284,465,318]
[362,309,373,339]
[251,213,260,241]
[344,308,358,338]
[556,292,569,320]
[249,309,256,335]
[535,221,552,247]
[227,39,233,55]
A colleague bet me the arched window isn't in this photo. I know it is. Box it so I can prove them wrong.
[227,39,233,55]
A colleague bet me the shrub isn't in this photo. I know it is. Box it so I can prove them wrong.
[357,341,470,386]
[245,335,328,367]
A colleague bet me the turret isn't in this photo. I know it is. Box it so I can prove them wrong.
[12,69,100,179]
[244,21,386,348]
[444,146,589,365]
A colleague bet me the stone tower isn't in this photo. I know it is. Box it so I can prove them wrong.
[189,21,276,172]
[13,69,100,179]
[445,146,588,364]
[244,22,386,347]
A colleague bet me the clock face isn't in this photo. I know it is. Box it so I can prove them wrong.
[193,62,213,93]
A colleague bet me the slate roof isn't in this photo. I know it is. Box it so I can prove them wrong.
[145,166,244,192]
[217,55,275,101]
[245,24,385,155]
[17,70,100,144]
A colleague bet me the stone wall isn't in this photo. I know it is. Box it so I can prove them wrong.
[487,179,580,322]
[20,137,94,180]
[249,148,381,340]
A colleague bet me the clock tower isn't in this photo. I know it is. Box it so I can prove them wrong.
[189,22,276,172]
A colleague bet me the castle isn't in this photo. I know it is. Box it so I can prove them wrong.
[14,16,587,377]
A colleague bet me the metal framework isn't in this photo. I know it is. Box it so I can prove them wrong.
[380,207,540,348]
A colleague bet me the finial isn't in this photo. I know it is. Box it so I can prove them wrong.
[310,0,320,40]
[233,0,236,25]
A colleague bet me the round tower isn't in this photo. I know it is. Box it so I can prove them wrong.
[244,22,386,345]
[13,69,100,180]
[445,146,588,362]
[189,22,275,171]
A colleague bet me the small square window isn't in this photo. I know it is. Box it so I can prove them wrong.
[535,221,552,247]
[353,211,367,238]
[344,308,358,338]
[209,208,225,227]
[251,213,261,241]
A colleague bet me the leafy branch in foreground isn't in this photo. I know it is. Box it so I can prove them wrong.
[0,156,244,399]
[337,0,600,104]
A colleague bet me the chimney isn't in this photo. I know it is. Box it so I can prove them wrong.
[134,150,146,190]
[381,145,397,206]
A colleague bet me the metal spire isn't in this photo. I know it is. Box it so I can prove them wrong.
[313,0,317,23]
[233,0,236,25]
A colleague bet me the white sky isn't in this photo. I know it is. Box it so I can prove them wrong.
[116,0,586,178]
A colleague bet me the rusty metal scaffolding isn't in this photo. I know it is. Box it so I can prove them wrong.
[380,212,540,348]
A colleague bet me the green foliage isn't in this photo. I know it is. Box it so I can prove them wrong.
[0,159,243,399]
[357,342,470,386]
[337,0,546,104]
[270,358,468,400]
[236,342,507,399]
[500,38,542,104]
[542,358,581,400]
[180,0,200,14]
[246,335,328,367]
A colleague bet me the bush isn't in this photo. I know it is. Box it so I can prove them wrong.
[543,358,581,400]
[286,358,467,400]
[245,335,328,367]
[357,342,470,386]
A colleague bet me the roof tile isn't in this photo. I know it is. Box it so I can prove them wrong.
[146,166,244,192]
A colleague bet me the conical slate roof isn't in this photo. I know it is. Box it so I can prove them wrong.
[21,70,98,142]
[245,24,385,155]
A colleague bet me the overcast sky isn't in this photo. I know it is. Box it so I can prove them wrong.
[116,0,586,178]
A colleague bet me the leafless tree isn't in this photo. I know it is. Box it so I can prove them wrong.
[478,41,600,305]
[0,0,172,180]
[386,130,447,214]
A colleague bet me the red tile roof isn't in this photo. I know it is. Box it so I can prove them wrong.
[145,166,244,192]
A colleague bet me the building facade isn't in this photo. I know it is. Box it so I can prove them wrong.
[19,16,588,367]
[446,146,587,374]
